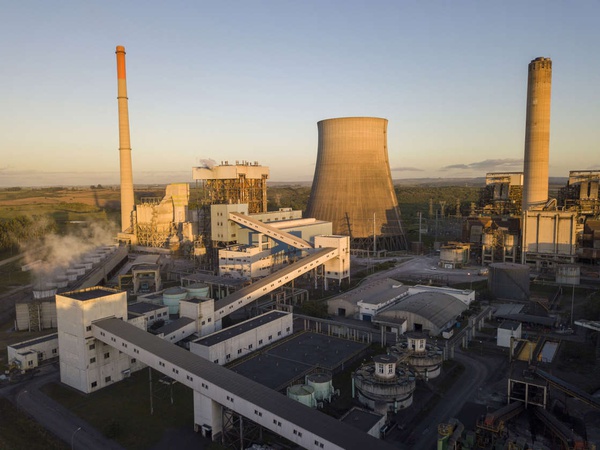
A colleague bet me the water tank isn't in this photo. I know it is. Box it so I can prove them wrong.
[556,265,580,285]
[287,384,316,408]
[184,283,210,299]
[488,263,530,300]
[163,287,187,314]
[306,373,334,402]
[504,234,516,255]
[440,246,464,264]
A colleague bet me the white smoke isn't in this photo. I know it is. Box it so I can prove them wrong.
[198,158,216,169]
[23,221,118,287]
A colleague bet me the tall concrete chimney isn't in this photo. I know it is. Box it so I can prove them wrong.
[522,57,552,210]
[305,117,407,251]
[116,45,135,232]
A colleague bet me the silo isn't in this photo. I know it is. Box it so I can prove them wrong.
[488,263,530,300]
[523,57,552,210]
[287,384,317,408]
[305,117,407,251]
[184,283,210,299]
[163,287,187,314]
[306,373,334,402]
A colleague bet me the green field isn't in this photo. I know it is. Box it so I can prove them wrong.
[41,368,194,450]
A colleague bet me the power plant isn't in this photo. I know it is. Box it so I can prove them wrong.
[5,48,600,450]
[305,117,407,252]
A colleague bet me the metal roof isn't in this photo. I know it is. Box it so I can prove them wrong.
[195,311,288,347]
[10,333,58,350]
[377,291,467,328]
[340,407,383,433]
[59,286,121,301]
[128,301,167,314]
[94,318,393,450]
[154,317,195,335]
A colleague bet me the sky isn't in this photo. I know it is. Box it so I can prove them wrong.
[1,1,599,186]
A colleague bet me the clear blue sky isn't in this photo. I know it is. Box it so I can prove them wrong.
[1,1,599,186]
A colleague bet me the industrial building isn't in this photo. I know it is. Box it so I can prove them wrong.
[372,291,468,336]
[305,117,407,252]
[48,283,391,449]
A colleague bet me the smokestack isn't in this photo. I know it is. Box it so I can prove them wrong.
[116,45,135,232]
[305,117,407,251]
[522,57,552,210]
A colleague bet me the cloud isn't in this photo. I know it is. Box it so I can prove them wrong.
[441,158,522,171]
[390,166,424,172]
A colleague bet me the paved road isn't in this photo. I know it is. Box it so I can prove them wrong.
[1,366,124,450]
[408,350,490,449]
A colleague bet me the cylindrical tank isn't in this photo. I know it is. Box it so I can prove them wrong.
[163,287,187,314]
[184,283,210,299]
[305,117,406,250]
[523,57,552,210]
[440,247,464,264]
[55,276,69,288]
[556,265,580,285]
[306,373,334,402]
[287,384,316,408]
[488,263,530,300]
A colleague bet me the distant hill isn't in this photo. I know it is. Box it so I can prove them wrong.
[268,177,569,188]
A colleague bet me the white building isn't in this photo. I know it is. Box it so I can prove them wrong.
[7,333,58,371]
[179,298,219,336]
[190,311,293,365]
[497,321,522,348]
[128,301,169,327]
[56,287,141,393]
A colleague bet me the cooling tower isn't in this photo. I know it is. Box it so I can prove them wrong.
[116,45,135,233]
[305,117,407,250]
[522,57,552,210]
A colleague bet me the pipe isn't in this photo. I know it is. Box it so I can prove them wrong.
[116,45,135,233]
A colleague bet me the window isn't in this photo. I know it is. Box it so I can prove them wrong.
[259,339,263,345]
[122,343,127,348]
[104,352,110,359]
[86,325,92,332]
[91,381,97,388]
[28,360,33,367]
[226,354,231,361]
[248,344,253,350]
[277,331,281,336]
[237,349,242,354]
[105,376,111,383]
[214,359,219,364]
[268,335,272,341]
[159,361,165,367]
[131,358,136,363]
[89,344,95,350]
[388,365,393,374]
[90,357,96,364]
[172,368,179,374]
[52,348,58,354]
[286,327,290,332]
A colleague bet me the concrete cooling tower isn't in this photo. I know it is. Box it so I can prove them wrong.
[305,117,407,251]
[522,57,552,210]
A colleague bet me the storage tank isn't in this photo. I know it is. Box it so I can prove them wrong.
[184,283,210,299]
[306,373,334,402]
[488,263,530,300]
[163,287,187,314]
[287,384,317,408]
[482,233,494,246]
[556,265,580,285]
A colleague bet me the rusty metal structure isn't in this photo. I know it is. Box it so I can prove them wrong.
[192,161,269,214]
[305,117,407,252]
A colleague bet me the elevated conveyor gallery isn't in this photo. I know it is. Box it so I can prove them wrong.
[534,368,600,410]
[228,212,313,250]
[214,247,339,319]
[92,317,392,450]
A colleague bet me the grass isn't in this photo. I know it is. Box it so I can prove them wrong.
[0,397,68,450]
[41,368,194,450]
